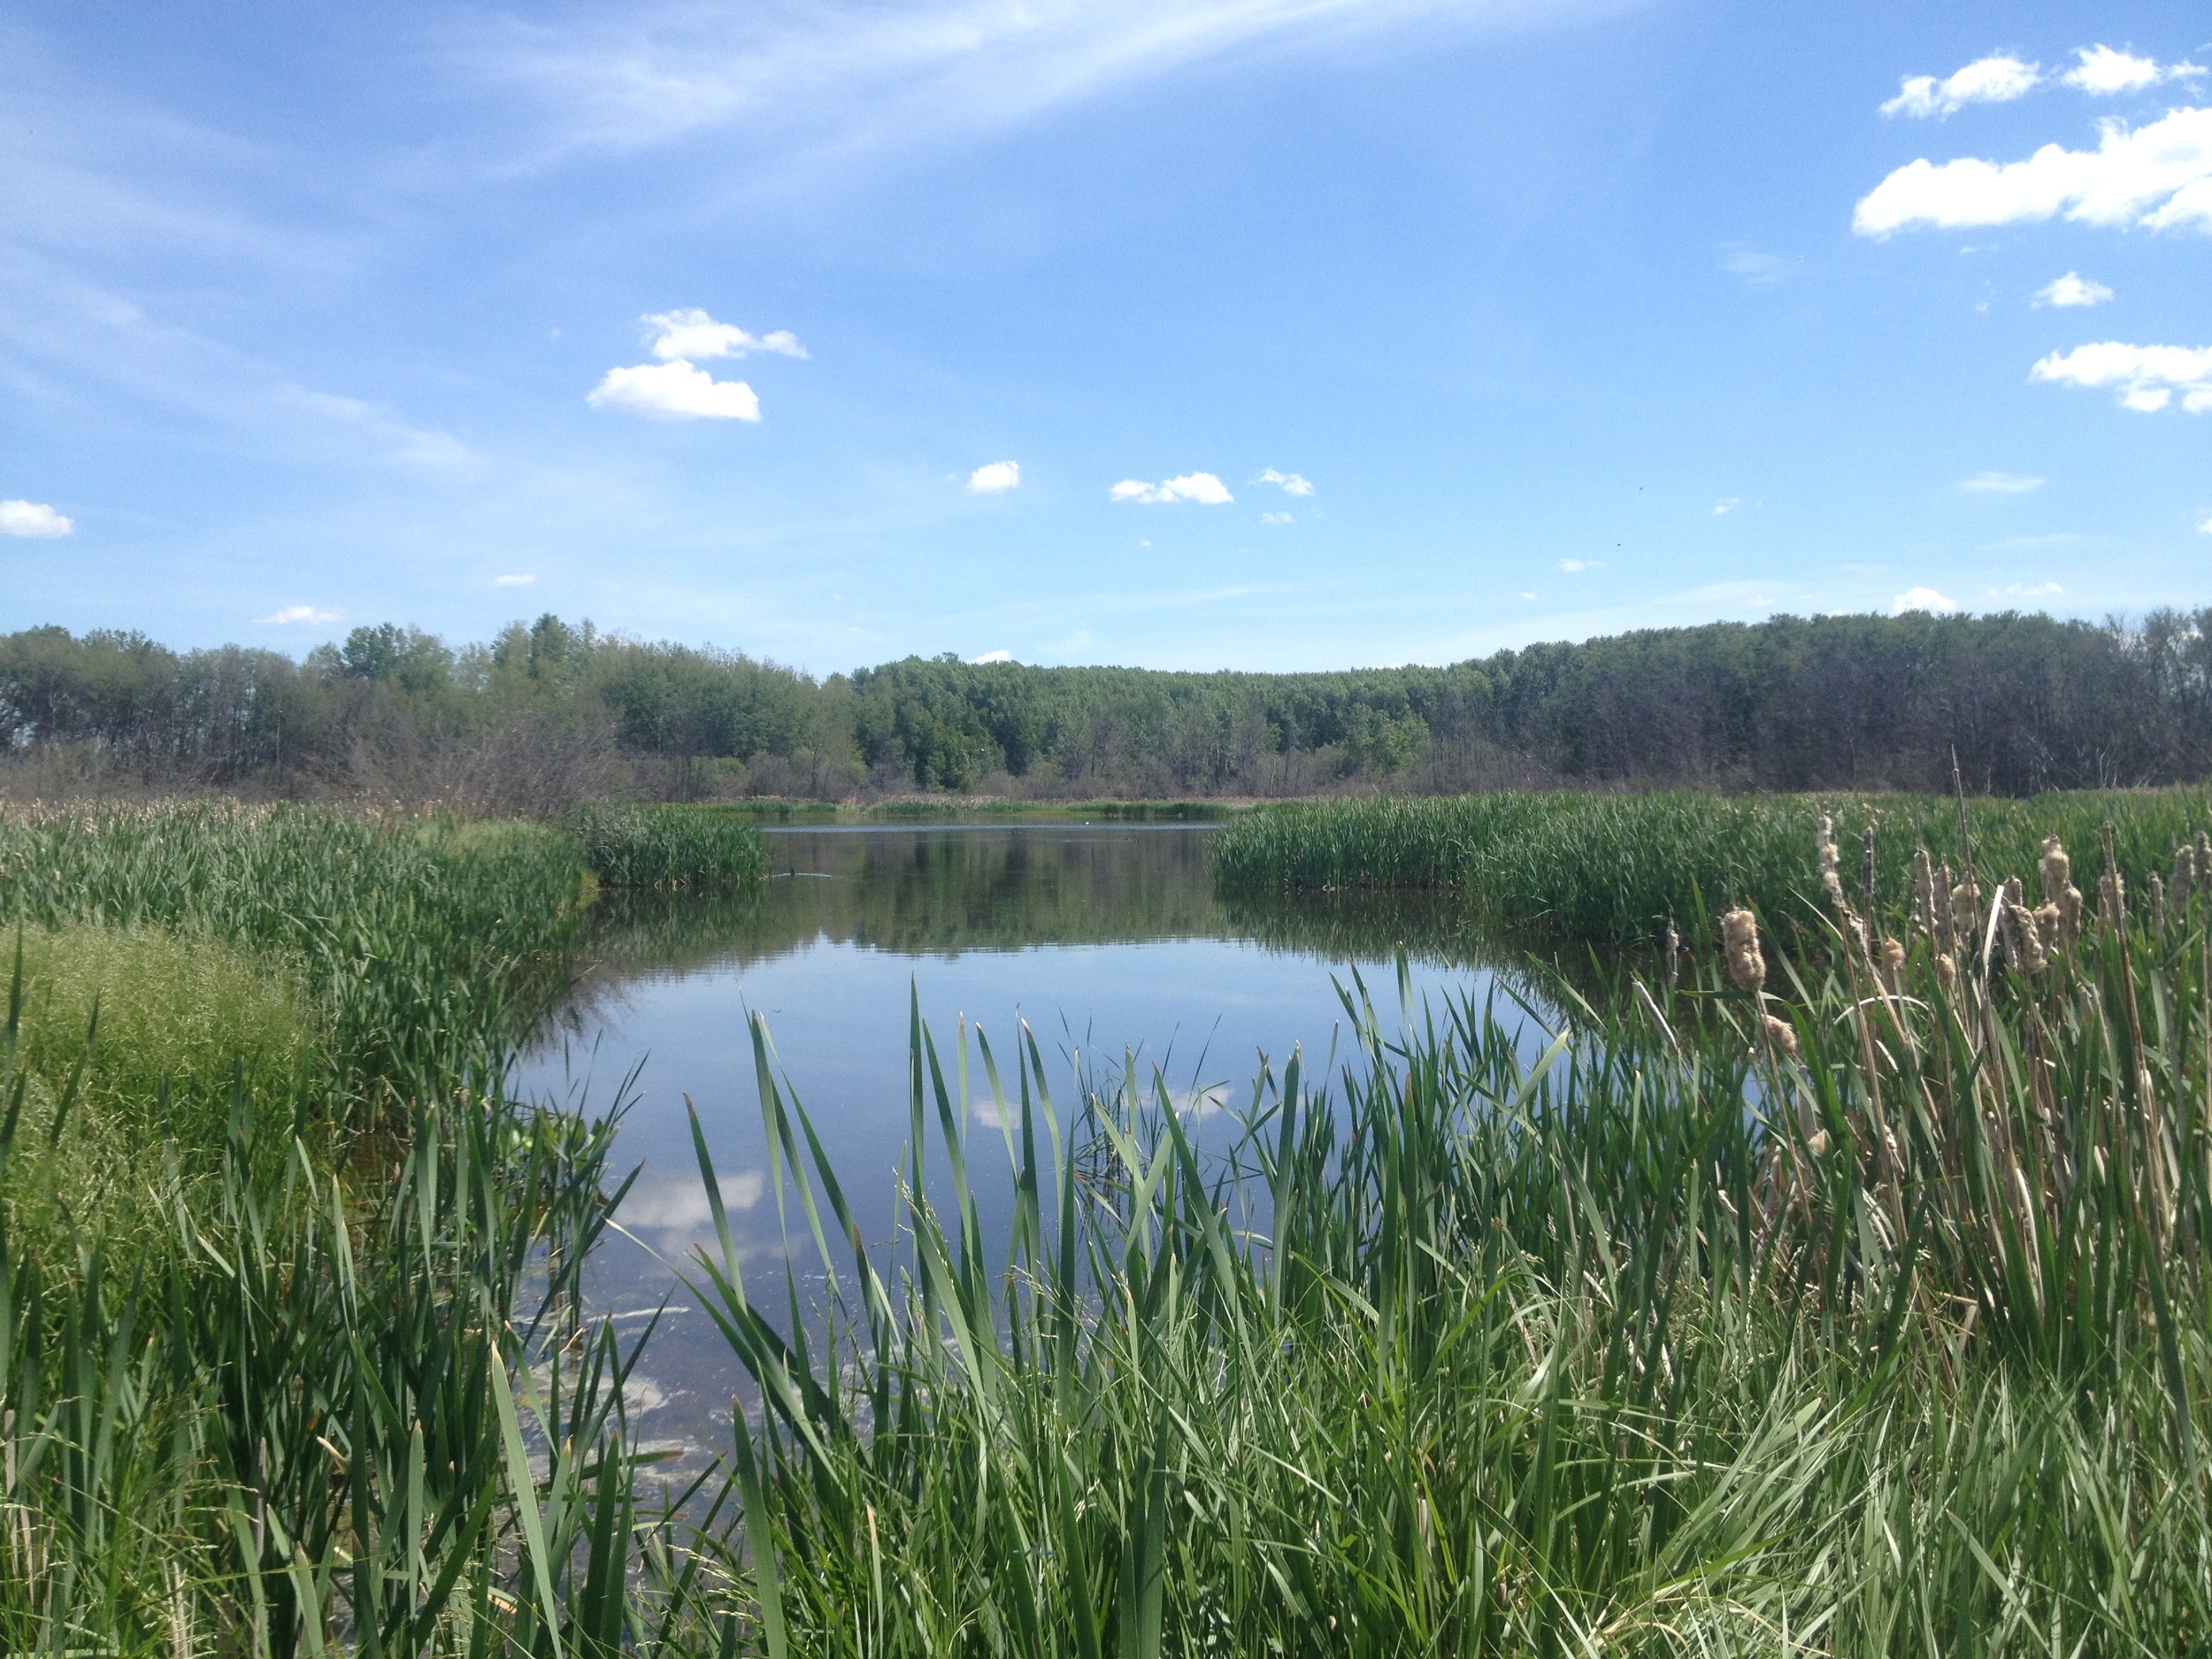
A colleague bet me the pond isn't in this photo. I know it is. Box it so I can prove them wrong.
[517,821,1554,1474]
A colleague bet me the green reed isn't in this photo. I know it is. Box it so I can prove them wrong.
[559,803,767,888]
[690,810,2212,1654]
[1210,787,2212,945]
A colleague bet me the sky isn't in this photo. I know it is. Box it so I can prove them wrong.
[2,0,2208,674]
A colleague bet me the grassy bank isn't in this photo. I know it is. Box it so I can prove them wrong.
[1210,787,2212,944]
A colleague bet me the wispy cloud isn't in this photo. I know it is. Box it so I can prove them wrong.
[470,0,1624,169]
[588,359,762,419]
[641,309,808,360]
[967,649,1014,664]
[2030,341,2212,411]
[1891,586,1958,615]
[2033,272,2114,308]
[1558,557,1604,572]
[0,499,73,537]
[1713,497,1740,515]
[1879,53,2041,119]
[1720,248,1790,286]
[1260,511,1293,526]
[1960,470,2046,493]
[2200,514,2212,533]
[257,604,343,625]
[1854,105,2212,236]
[1111,472,1233,504]
[1257,467,1314,495]
[494,572,537,587]
[966,460,1020,494]
[2061,44,2205,96]
[1993,580,2063,597]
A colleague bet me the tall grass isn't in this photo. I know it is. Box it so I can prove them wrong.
[690,810,2212,1653]
[560,803,768,887]
[1210,787,2212,944]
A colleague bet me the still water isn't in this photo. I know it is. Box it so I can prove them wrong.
[517,821,1547,1469]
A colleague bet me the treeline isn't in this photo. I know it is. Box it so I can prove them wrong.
[4,608,2208,803]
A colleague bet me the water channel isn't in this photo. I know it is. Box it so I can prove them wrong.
[517,820,1555,1473]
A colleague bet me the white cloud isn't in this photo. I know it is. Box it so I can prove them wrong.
[257,604,343,625]
[1960,471,2046,493]
[2061,45,2205,96]
[588,359,763,419]
[1853,105,2212,236]
[1110,472,1233,504]
[967,649,1014,664]
[1520,591,1537,600]
[1891,587,1958,615]
[0,500,74,538]
[1880,54,2042,119]
[966,460,1020,494]
[1713,497,1740,515]
[2200,515,2212,533]
[641,308,808,360]
[1259,511,1293,526]
[1994,580,2063,596]
[1257,467,1314,496]
[494,573,537,587]
[2030,341,2212,411]
[1558,558,1605,572]
[2033,272,2114,307]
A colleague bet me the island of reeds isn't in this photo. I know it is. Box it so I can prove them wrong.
[4,785,2212,1654]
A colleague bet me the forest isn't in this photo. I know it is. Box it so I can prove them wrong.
[4,606,2209,803]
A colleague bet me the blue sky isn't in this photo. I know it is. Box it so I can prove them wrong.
[3,0,2208,673]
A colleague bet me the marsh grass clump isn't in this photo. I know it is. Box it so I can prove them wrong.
[559,802,768,887]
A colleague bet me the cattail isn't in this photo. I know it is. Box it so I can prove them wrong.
[1720,908,1766,993]
[1861,820,1879,921]
[2000,877,2047,975]
[1816,815,1846,912]
[2197,831,2210,891]
[1934,951,1958,988]
[1913,848,1937,941]
[1879,935,1906,994]
[1764,1013,1801,1060]
[2172,842,2195,914]
[1662,918,1680,987]
[2035,900,2062,951]
[2149,871,2168,930]
[1947,879,1982,950]
[2098,869,2125,931]
[2040,836,2082,947]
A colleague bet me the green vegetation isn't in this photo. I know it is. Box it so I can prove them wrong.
[1213,786,2212,944]
[561,802,768,887]
[702,814,2212,1653]
[9,606,2211,800]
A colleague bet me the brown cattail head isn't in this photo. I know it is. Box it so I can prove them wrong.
[2040,836,2070,905]
[2173,843,2196,915]
[1879,935,1906,994]
[2035,900,2062,952]
[2197,830,2210,889]
[1662,918,1681,987]
[1934,951,1958,988]
[1913,848,1937,941]
[1763,1013,1801,1060]
[2000,878,2047,975]
[1720,908,1766,994]
[2149,871,2168,929]
[2098,869,2125,931]
[1948,879,1982,949]
[1816,815,1846,912]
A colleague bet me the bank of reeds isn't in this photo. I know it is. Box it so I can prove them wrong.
[695,808,2212,1654]
[1210,787,2212,945]
[560,803,768,888]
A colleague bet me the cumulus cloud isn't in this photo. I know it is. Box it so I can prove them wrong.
[1257,468,1314,496]
[0,500,73,537]
[1558,558,1604,572]
[1960,471,2046,493]
[257,604,342,625]
[641,309,807,360]
[966,460,1020,494]
[1260,511,1293,526]
[2034,272,2115,307]
[588,359,762,419]
[1110,472,1233,504]
[2061,45,2205,96]
[1891,587,1959,615]
[967,649,1014,664]
[494,573,537,587]
[2030,341,2212,411]
[1880,54,2042,119]
[1713,497,1741,515]
[1853,105,2212,236]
